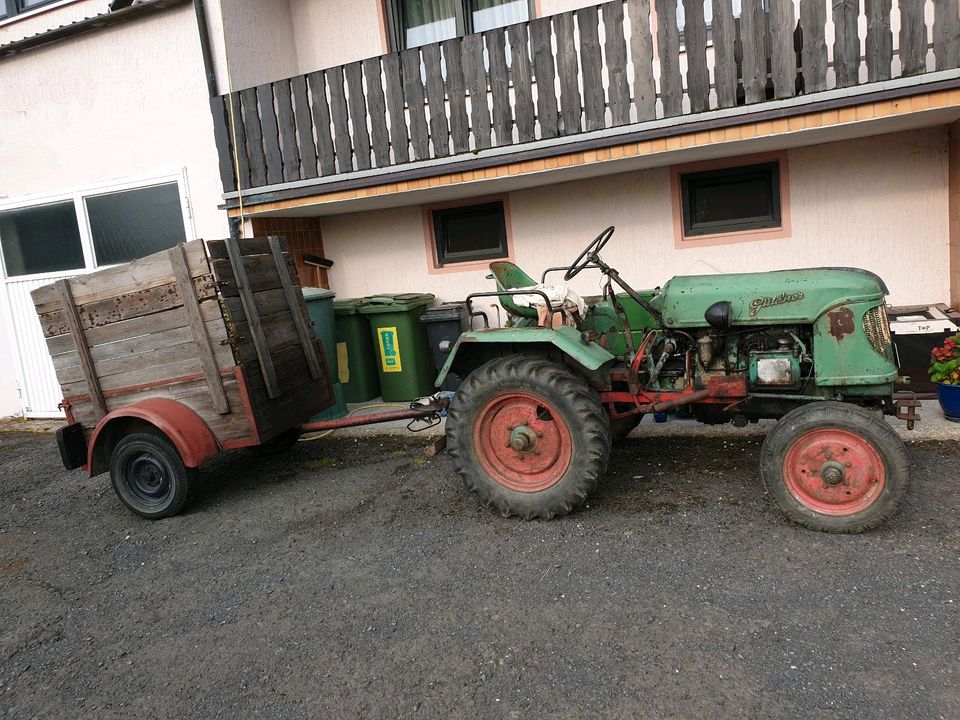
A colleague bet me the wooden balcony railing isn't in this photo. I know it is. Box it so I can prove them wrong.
[211,0,960,197]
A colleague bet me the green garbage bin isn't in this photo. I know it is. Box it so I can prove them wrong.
[302,287,348,420]
[333,298,381,403]
[358,293,436,401]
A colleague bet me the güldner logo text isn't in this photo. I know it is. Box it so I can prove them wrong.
[750,292,805,318]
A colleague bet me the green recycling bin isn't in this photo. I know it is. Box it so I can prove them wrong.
[302,287,348,420]
[333,298,381,403]
[358,293,436,401]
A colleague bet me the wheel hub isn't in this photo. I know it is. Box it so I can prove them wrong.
[819,460,846,485]
[508,425,538,453]
[128,454,170,502]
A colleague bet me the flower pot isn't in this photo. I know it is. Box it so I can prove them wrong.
[936,382,960,422]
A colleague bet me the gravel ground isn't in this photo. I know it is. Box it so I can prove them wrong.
[0,429,958,720]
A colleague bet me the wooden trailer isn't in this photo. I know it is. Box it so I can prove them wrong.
[31,236,336,518]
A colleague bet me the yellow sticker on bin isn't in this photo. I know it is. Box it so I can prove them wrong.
[336,342,349,383]
[377,326,402,373]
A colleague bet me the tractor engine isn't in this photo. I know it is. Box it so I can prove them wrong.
[693,327,813,390]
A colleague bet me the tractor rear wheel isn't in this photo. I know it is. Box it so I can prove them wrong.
[447,355,611,519]
[760,402,910,533]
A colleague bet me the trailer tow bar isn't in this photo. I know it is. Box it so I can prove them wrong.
[298,394,451,435]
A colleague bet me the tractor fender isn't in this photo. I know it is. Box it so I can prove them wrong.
[87,398,219,477]
[435,325,616,387]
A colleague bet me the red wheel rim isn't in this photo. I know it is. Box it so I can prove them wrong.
[473,392,573,493]
[782,428,886,516]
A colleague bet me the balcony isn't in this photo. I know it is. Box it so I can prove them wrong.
[211,0,960,209]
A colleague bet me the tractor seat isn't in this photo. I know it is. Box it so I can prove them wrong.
[488,260,539,319]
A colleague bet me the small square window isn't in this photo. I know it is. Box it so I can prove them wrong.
[432,200,508,266]
[86,183,186,266]
[679,161,781,238]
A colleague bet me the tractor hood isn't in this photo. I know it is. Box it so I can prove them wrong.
[656,268,888,328]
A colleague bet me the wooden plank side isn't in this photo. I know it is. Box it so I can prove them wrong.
[770,0,797,98]
[508,24,537,143]
[865,0,893,81]
[60,352,205,400]
[800,0,828,92]
[290,75,319,179]
[224,93,251,190]
[422,43,451,158]
[934,0,960,71]
[461,33,492,149]
[240,87,267,188]
[274,79,301,182]
[306,71,337,176]
[554,11,582,134]
[899,0,927,76]
[382,52,411,164]
[256,83,284,185]
[627,0,656,121]
[683,0,710,112]
[577,6,605,131]
[487,27,513,146]
[363,57,392,167]
[739,0,767,103]
[344,61,372,171]
[654,0,682,116]
[268,237,321,381]
[169,245,229,414]
[712,0,737,108]
[833,0,860,87]
[56,280,106,419]
[603,1,630,126]
[530,16,559,138]
[401,48,431,161]
[210,255,299,298]
[442,37,471,154]
[327,67,354,173]
[209,95,238,192]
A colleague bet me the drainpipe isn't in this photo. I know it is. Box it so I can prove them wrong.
[193,0,218,98]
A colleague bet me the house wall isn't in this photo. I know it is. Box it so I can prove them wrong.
[321,128,950,310]
[289,0,386,73]
[951,121,960,309]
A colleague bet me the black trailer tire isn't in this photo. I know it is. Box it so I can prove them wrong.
[110,433,195,520]
[247,427,301,456]
[760,402,910,533]
[446,354,611,519]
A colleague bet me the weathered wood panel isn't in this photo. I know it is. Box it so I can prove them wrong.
[770,0,797,98]
[401,48,431,161]
[740,0,767,103]
[268,237,321,381]
[683,0,710,113]
[833,0,860,88]
[209,96,237,192]
[209,255,300,298]
[363,57,392,168]
[899,0,928,76]
[602,1,630,126]
[712,0,738,108]
[865,0,893,82]
[655,0,682,116]
[627,0,656,121]
[327,67,354,173]
[290,75,318,179]
[554,12,582,134]
[530,16,559,138]
[487,28,513,146]
[382,53,410,164]
[56,280,106,418]
[422,43,451,157]
[442,37,471,153]
[256,83,284,185]
[344,61,372,171]
[306,71,337,176]
[800,0,828,92]
[462,33,492,149]
[240,87,267,188]
[508,24,537,143]
[274,79,300,182]
[578,6,605,131]
[934,0,960,71]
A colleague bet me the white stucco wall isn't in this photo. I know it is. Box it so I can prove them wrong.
[289,0,385,73]
[321,128,950,310]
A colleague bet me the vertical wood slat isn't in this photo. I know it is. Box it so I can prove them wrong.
[603,1,630,126]
[401,48,431,161]
[865,0,893,81]
[240,87,267,188]
[682,0,710,113]
[627,0,656,121]
[508,24,536,143]
[363,57,392,167]
[422,43,451,157]
[168,246,229,414]
[712,0,737,108]
[382,53,410,164]
[56,280,107,420]
[770,0,797,98]
[209,95,238,192]
[257,83,283,185]
[800,0,828,92]
[290,75,319,179]
[654,0,682,117]
[487,28,513,146]
[740,0,767,103]
[442,37,471,153]
[344,62,372,171]
[899,0,928,76]
[554,11,582,134]
[306,71,337,176]
[327,67,354,173]
[267,237,321,382]
[226,93,251,190]
[274,79,300,182]
[833,0,860,88]
[461,33,492,149]
[933,0,960,71]
[224,240,280,399]
[578,6,605,131]
[530,16,559,138]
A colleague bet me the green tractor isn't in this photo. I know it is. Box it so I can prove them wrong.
[439,227,919,533]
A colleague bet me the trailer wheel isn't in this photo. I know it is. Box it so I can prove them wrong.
[447,355,611,519]
[110,433,195,519]
[760,402,910,533]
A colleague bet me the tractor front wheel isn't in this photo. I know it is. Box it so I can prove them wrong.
[447,355,611,519]
[760,402,910,533]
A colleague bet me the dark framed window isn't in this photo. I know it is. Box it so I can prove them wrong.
[432,200,508,266]
[386,0,535,51]
[0,201,85,277]
[2,0,61,20]
[85,183,186,266]
[679,161,782,237]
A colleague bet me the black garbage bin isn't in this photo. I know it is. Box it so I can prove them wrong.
[420,302,468,391]
[889,303,960,394]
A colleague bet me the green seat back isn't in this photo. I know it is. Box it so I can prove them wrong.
[488,261,538,319]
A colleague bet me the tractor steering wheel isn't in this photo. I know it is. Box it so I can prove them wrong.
[564,226,615,280]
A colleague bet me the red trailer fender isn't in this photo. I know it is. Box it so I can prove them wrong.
[87,398,219,476]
